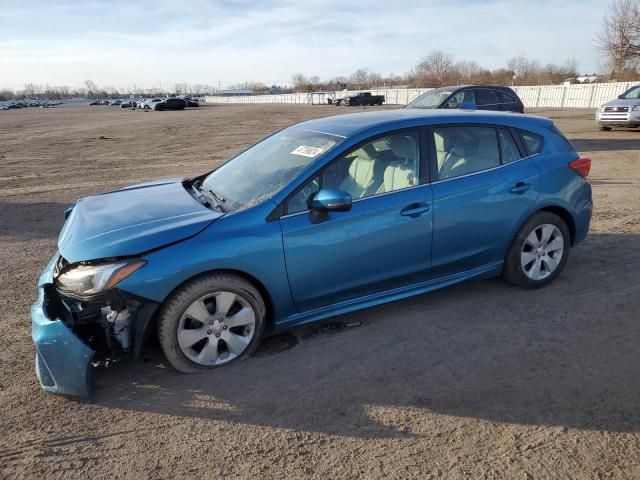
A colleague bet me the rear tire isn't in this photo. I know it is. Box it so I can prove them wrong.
[158,273,266,373]
[502,212,570,289]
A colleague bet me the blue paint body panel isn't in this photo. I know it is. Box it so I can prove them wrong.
[31,254,94,399]
[32,109,593,398]
[58,178,222,263]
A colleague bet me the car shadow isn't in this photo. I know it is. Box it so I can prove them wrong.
[92,232,640,439]
[573,138,640,152]
[0,201,66,239]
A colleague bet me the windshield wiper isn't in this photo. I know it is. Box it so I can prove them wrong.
[197,184,226,211]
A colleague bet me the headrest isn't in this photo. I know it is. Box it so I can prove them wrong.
[389,135,416,161]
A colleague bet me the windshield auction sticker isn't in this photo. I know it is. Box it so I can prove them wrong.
[291,145,324,157]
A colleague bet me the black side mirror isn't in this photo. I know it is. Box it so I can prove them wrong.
[618,94,625,99]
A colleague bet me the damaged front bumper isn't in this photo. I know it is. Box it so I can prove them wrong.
[31,254,158,400]
[32,286,95,399]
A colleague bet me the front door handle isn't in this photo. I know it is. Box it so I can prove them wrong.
[401,203,430,217]
[509,182,533,194]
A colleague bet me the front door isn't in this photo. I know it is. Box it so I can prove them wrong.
[279,130,434,312]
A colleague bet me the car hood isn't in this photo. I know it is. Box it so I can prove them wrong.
[601,98,640,108]
[58,178,223,263]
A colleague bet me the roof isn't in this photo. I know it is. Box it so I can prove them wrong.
[293,108,552,138]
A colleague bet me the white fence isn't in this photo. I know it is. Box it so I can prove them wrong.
[204,82,639,109]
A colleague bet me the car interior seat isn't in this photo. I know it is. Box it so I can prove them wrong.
[340,146,384,198]
[377,135,418,194]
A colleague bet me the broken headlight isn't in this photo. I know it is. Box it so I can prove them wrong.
[55,260,146,296]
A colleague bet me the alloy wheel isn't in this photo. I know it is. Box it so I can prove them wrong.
[177,291,256,366]
[520,223,565,281]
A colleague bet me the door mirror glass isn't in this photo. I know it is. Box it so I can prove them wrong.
[310,189,352,212]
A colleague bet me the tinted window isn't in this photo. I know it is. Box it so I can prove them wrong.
[445,89,474,109]
[475,89,500,106]
[497,91,517,104]
[433,127,500,180]
[519,130,544,155]
[287,131,420,214]
[498,129,522,163]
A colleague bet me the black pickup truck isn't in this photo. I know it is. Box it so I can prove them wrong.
[334,92,385,106]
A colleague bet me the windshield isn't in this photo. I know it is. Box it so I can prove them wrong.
[407,88,453,109]
[620,86,640,99]
[202,128,343,211]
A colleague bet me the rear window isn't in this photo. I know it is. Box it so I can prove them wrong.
[548,124,577,153]
[518,130,544,155]
[498,91,518,104]
[475,89,500,106]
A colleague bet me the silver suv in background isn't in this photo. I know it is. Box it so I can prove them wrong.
[597,85,640,131]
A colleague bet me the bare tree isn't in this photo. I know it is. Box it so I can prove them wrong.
[506,55,542,85]
[597,0,640,78]
[291,73,311,92]
[415,50,455,86]
[84,79,97,97]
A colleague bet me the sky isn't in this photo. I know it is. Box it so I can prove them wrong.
[0,0,607,91]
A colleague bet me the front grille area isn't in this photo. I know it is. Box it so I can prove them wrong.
[604,106,629,112]
[600,112,630,121]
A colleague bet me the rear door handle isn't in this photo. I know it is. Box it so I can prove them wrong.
[509,182,533,194]
[401,203,430,217]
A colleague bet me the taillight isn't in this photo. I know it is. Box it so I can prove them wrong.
[569,157,591,177]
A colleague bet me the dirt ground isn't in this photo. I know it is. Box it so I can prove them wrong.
[0,104,639,480]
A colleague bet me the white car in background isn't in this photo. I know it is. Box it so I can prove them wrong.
[597,84,640,131]
[139,98,164,109]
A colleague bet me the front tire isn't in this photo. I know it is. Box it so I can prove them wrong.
[158,273,266,373]
[599,125,612,131]
[502,212,570,289]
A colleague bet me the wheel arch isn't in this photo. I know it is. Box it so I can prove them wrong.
[505,204,577,260]
[537,205,576,246]
[140,268,276,349]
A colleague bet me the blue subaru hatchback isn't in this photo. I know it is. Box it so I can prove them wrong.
[32,109,592,398]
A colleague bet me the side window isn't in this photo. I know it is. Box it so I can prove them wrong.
[498,129,522,163]
[497,91,517,104]
[286,131,420,214]
[475,89,499,106]
[287,175,320,214]
[518,130,544,155]
[434,127,500,180]
[445,89,474,108]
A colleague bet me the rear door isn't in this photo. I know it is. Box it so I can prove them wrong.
[430,124,540,277]
[474,88,501,111]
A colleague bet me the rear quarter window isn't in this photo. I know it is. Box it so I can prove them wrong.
[518,130,544,155]
[498,91,517,104]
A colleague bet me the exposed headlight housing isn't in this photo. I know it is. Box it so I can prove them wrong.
[55,260,146,296]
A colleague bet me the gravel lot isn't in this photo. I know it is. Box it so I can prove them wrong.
[1,104,639,479]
